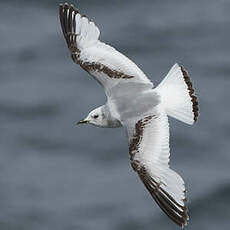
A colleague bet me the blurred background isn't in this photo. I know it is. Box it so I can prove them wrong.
[0,0,230,229]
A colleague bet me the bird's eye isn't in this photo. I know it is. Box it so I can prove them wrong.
[93,115,99,119]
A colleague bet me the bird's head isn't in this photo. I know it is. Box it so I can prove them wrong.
[77,106,108,127]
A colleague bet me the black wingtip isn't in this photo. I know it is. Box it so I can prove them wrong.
[132,161,189,228]
[59,2,79,52]
[144,177,189,227]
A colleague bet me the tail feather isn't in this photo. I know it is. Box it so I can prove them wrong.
[156,63,199,125]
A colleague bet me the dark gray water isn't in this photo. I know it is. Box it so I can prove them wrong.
[1,0,230,229]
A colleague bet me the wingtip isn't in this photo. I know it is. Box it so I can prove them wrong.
[59,2,80,17]
[59,3,64,11]
[134,163,189,227]
[64,2,69,7]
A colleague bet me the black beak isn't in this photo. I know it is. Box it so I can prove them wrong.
[76,119,89,125]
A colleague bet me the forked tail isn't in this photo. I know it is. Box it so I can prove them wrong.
[155,63,199,125]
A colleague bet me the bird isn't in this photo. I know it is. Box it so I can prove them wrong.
[59,2,199,227]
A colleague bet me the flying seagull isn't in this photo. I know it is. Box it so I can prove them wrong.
[59,3,199,227]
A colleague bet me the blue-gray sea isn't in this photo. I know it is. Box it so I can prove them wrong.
[0,0,230,229]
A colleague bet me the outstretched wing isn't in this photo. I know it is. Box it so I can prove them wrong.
[126,108,188,227]
[59,3,153,95]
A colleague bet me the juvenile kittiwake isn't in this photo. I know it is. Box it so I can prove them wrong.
[59,3,199,227]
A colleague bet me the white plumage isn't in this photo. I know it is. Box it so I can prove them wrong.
[59,3,199,227]
[156,63,197,125]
